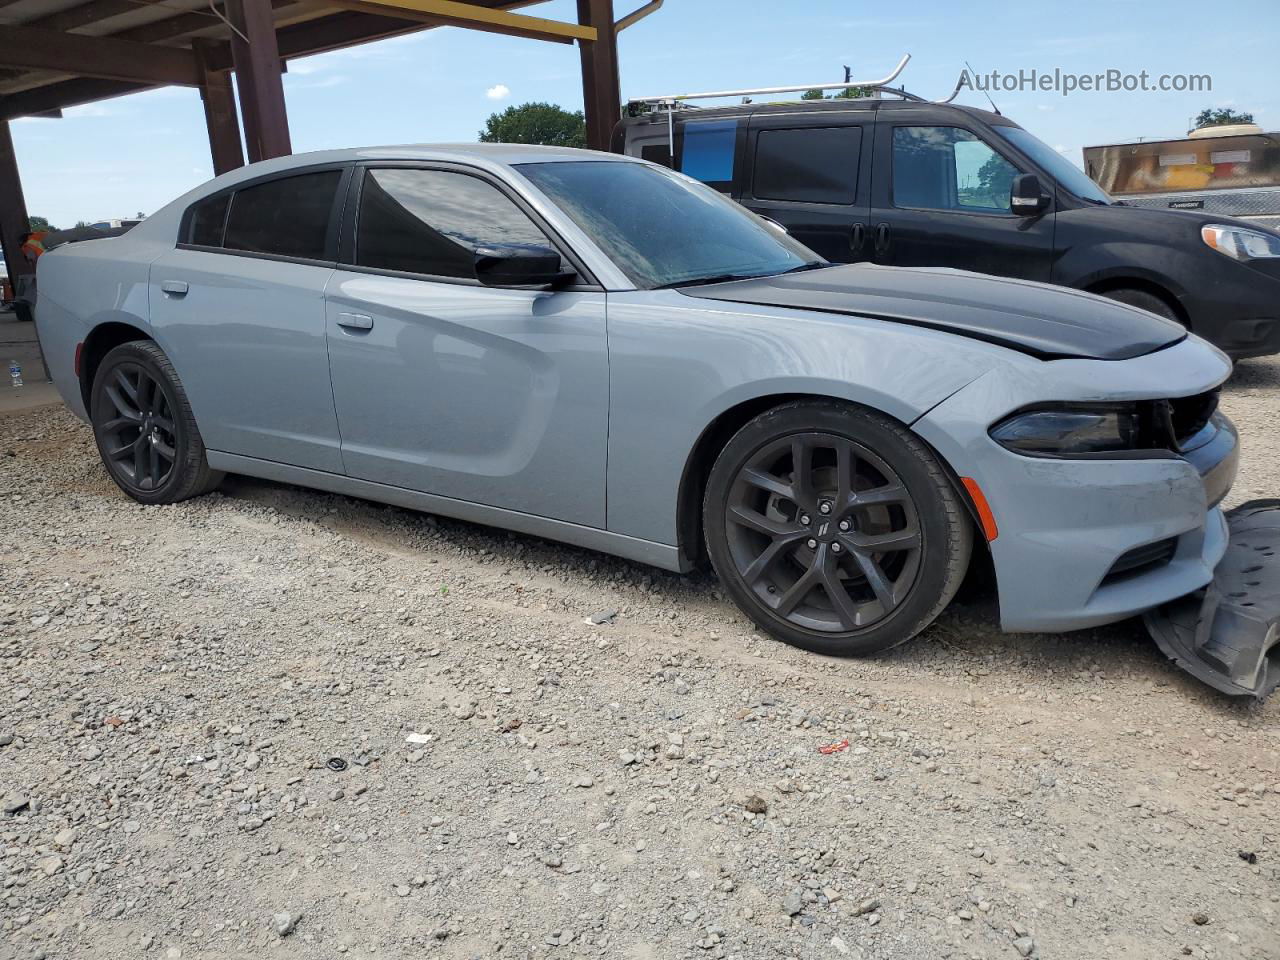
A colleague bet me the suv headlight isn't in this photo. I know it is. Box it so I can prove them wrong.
[1201,223,1280,261]
[990,404,1143,456]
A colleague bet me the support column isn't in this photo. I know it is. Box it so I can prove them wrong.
[0,120,32,285]
[576,0,620,151]
[194,39,245,176]
[225,0,291,163]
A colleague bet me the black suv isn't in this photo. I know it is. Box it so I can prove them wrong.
[614,97,1280,360]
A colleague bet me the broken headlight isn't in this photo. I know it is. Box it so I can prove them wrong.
[989,404,1143,456]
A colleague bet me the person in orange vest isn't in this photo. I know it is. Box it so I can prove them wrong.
[11,231,47,322]
[19,230,48,263]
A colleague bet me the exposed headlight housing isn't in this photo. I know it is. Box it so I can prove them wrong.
[990,404,1143,456]
[1201,223,1280,261]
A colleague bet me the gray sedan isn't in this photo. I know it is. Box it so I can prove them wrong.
[33,145,1278,696]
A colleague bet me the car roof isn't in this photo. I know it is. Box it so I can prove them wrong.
[622,98,1014,127]
[234,142,632,173]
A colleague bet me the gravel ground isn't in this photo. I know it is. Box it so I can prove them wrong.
[2,358,1278,960]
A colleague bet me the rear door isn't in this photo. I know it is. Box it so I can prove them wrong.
[868,112,1055,280]
[739,109,874,262]
[148,166,349,473]
[323,164,609,527]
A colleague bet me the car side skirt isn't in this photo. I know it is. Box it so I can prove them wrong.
[206,452,689,574]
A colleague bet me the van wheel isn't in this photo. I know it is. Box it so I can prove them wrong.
[703,400,972,657]
[1101,288,1182,325]
[89,340,223,504]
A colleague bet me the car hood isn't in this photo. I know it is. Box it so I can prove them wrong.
[682,262,1186,360]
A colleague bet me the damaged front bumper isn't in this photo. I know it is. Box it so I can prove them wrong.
[1145,500,1280,699]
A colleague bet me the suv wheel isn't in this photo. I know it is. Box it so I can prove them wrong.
[89,340,223,504]
[1101,288,1182,325]
[704,400,972,656]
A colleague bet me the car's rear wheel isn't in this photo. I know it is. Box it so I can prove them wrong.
[90,340,223,504]
[704,400,972,657]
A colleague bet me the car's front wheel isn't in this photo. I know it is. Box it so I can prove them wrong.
[90,340,223,504]
[704,400,972,656]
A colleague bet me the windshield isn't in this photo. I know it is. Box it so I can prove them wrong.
[515,160,823,288]
[994,126,1114,205]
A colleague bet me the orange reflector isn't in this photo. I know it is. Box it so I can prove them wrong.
[960,476,999,542]
[73,341,84,378]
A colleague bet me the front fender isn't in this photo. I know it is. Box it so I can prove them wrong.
[603,291,1017,546]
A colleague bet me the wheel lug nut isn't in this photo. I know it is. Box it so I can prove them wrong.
[838,519,850,532]
[819,502,832,515]
[831,542,842,554]
[799,514,810,525]
[806,538,817,549]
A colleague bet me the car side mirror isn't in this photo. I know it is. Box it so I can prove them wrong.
[1010,174,1050,216]
[473,245,573,288]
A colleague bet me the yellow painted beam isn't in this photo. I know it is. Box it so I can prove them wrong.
[337,0,597,42]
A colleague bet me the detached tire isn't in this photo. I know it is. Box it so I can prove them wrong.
[89,340,223,504]
[1101,288,1182,325]
[704,400,972,657]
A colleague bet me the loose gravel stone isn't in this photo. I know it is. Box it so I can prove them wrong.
[1,388,1278,960]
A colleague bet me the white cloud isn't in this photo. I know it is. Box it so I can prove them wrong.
[64,103,115,118]
[486,83,511,100]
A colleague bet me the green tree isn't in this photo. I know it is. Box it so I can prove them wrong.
[27,215,57,232]
[800,86,869,101]
[1194,107,1254,129]
[479,102,586,148]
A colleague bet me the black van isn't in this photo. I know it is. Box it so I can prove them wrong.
[614,97,1280,360]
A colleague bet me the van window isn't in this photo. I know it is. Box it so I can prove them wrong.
[753,126,861,204]
[223,170,342,259]
[892,126,1019,214]
[679,119,737,187]
[355,168,560,279]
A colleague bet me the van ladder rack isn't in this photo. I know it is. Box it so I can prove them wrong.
[628,54,911,107]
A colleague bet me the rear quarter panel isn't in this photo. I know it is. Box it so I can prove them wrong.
[34,236,163,420]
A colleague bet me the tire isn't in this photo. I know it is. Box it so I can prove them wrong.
[703,400,972,657]
[89,340,223,504]
[1101,288,1182,325]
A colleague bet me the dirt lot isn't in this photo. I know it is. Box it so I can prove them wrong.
[2,359,1278,960]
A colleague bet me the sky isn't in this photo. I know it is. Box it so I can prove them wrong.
[10,0,1280,227]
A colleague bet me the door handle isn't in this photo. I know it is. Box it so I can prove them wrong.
[160,280,188,297]
[850,222,866,254]
[336,312,373,330]
[874,222,891,257]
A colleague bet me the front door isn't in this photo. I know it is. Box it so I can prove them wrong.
[869,117,1055,281]
[324,165,609,528]
[740,109,874,263]
[148,166,348,473]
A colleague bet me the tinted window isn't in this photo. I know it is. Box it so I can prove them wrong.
[753,126,861,204]
[517,160,821,289]
[640,142,673,168]
[679,119,736,186]
[187,193,228,246]
[223,170,342,259]
[355,168,557,279]
[893,126,1019,213]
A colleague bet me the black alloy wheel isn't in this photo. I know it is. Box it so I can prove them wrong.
[704,401,972,657]
[95,362,178,492]
[725,432,922,632]
[90,340,223,504]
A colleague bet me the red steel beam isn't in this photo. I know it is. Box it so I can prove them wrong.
[0,24,201,87]
[226,0,291,163]
[576,0,619,151]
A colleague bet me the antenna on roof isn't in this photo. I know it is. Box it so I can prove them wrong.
[965,60,1000,116]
